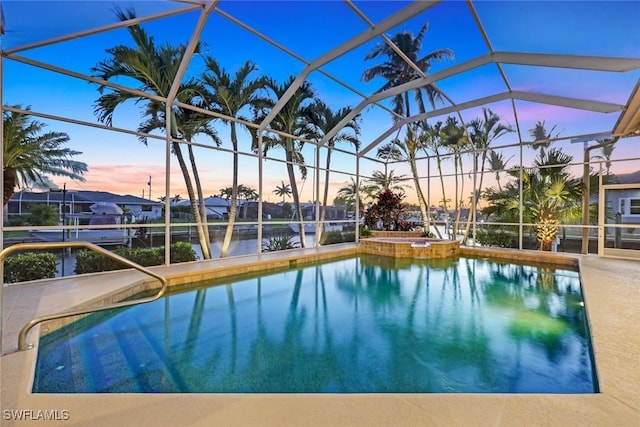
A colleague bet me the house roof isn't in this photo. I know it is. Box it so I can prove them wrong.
[615,170,640,185]
[9,190,162,206]
[175,196,232,207]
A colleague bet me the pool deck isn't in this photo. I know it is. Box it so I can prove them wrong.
[2,245,639,426]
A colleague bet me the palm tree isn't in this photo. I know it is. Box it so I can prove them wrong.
[486,150,513,193]
[3,107,87,222]
[377,124,430,232]
[440,117,469,239]
[594,141,616,175]
[363,169,411,197]
[254,76,317,247]
[483,148,582,250]
[335,177,365,214]
[529,120,560,156]
[420,120,447,238]
[468,109,512,195]
[138,95,220,251]
[219,186,233,201]
[362,23,453,120]
[201,57,265,257]
[309,100,360,241]
[238,184,258,219]
[463,108,513,243]
[273,181,292,204]
[92,9,214,258]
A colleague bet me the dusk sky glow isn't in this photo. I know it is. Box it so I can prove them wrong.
[2,0,639,204]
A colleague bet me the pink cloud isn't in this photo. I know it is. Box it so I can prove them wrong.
[49,164,240,199]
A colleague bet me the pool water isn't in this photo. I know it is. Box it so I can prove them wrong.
[33,254,597,393]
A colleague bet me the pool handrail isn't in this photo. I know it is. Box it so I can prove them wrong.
[0,241,168,351]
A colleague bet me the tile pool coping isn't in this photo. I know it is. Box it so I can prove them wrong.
[2,244,639,426]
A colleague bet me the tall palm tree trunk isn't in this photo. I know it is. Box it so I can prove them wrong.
[318,147,333,244]
[450,153,460,239]
[3,169,17,224]
[409,158,430,234]
[462,151,488,245]
[173,142,211,259]
[473,150,488,238]
[403,92,411,120]
[286,147,306,248]
[221,124,240,257]
[434,154,446,239]
[452,152,465,240]
[187,144,212,251]
[461,153,478,245]
[3,168,17,207]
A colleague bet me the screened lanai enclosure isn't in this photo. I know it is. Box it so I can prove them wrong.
[2,0,640,266]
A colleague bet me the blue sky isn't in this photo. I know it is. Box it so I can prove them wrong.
[2,0,640,203]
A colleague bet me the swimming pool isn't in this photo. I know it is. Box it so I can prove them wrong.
[33,254,597,393]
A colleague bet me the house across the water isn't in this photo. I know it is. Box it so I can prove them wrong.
[7,190,164,222]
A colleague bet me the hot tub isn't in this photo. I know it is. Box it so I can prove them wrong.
[360,236,460,259]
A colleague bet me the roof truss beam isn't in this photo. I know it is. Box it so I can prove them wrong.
[613,79,640,137]
[510,91,623,113]
[3,4,202,55]
[359,91,625,156]
[326,51,640,149]
[492,52,640,72]
[257,0,441,132]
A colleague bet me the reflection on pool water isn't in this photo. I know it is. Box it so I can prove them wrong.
[34,254,597,393]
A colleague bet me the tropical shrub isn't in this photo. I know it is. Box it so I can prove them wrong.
[7,215,29,226]
[342,232,356,242]
[261,235,299,252]
[481,147,583,250]
[396,220,413,231]
[475,227,514,248]
[320,231,344,245]
[74,242,197,274]
[28,205,60,226]
[421,229,435,238]
[359,226,372,237]
[319,231,357,245]
[364,189,407,231]
[4,252,57,283]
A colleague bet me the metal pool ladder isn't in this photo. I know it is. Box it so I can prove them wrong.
[0,241,168,351]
